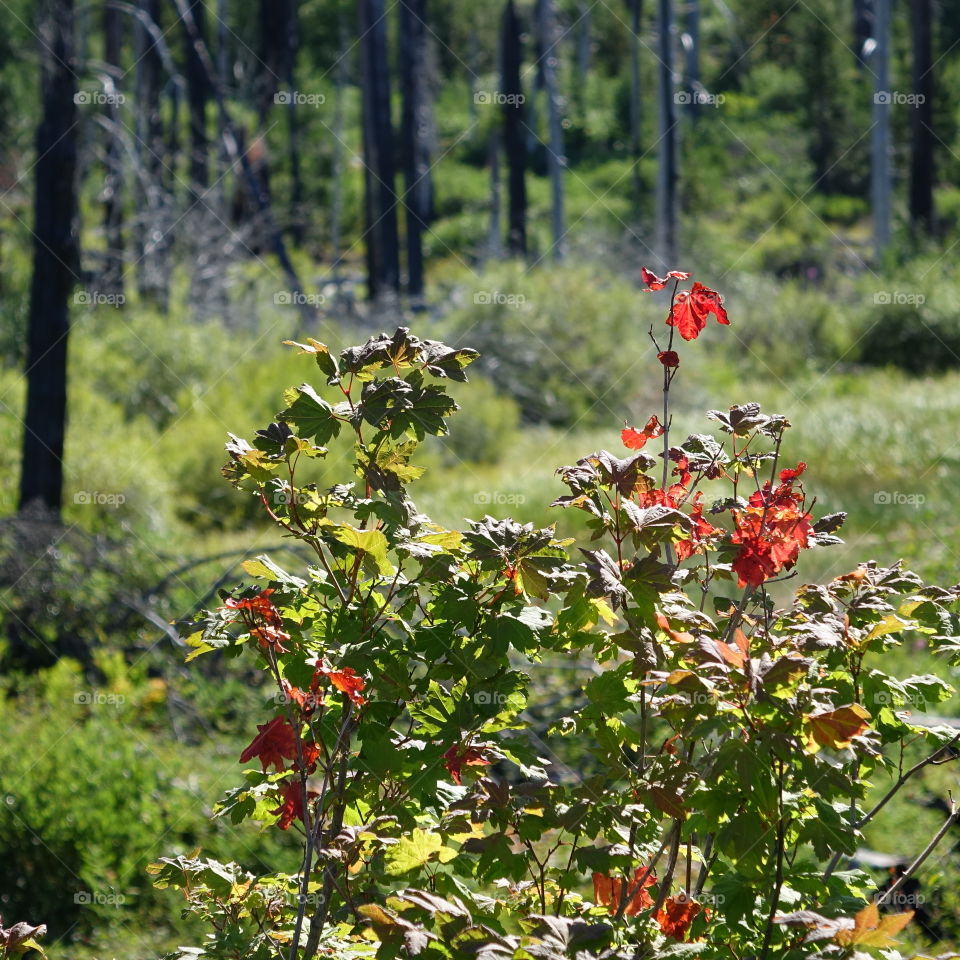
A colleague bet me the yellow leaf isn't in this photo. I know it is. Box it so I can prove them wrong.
[835,902,914,947]
[803,703,870,752]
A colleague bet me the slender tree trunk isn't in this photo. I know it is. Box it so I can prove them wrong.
[183,0,210,201]
[539,0,565,259]
[853,0,872,66]
[467,29,478,125]
[909,0,934,232]
[287,2,303,245]
[134,0,168,307]
[870,0,890,254]
[19,0,80,516]
[330,13,348,283]
[656,0,677,267]
[358,0,401,300]
[684,0,700,120]
[501,0,527,257]
[487,129,503,261]
[102,0,124,299]
[399,0,430,304]
[628,0,642,197]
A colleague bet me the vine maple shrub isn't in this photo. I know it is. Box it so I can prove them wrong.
[153,276,960,960]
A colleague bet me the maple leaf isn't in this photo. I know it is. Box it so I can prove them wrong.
[834,902,914,947]
[803,703,871,751]
[641,267,691,291]
[656,895,702,941]
[442,743,493,784]
[592,866,657,916]
[779,461,807,482]
[269,780,317,831]
[667,282,730,341]
[622,416,664,450]
[675,492,718,561]
[239,716,298,772]
[657,350,680,367]
[312,663,367,706]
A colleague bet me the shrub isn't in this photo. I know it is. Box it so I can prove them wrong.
[152,306,960,960]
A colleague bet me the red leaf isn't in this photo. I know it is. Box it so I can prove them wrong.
[667,282,729,341]
[443,743,492,784]
[780,461,807,482]
[312,664,367,706]
[657,350,680,367]
[656,895,702,941]
[621,415,664,450]
[239,716,298,773]
[593,866,657,916]
[269,780,317,830]
[641,267,692,291]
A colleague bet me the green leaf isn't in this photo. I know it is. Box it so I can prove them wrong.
[278,384,341,443]
[385,829,448,876]
[332,525,393,576]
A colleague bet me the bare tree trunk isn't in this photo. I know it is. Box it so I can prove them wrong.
[134,0,169,308]
[399,0,430,305]
[853,0,872,66]
[330,13,348,283]
[909,0,934,232]
[683,0,700,121]
[539,0,565,259]
[358,0,401,300]
[501,0,527,257]
[102,0,124,299]
[656,0,677,267]
[486,129,503,261]
[19,0,80,516]
[182,0,210,200]
[287,2,304,245]
[870,0,890,254]
[628,0,642,198]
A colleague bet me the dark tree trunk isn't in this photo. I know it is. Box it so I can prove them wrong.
[330,12,348,282]
[656,0,677,266]
[19,0,80,516]
[501,0,527,257]
[909,0,934,231]
[539,0,565,259]
[286,3,303,245]
[134,0,168,307]
[870,0,890,253]
[399,0,431,304]
[684,0,700,120]
[183,0,210,200]
[486,129,503,261]
[853,0,872,66]
[627,0,642,197]
[102,0,124,299]
[358,0,401,300]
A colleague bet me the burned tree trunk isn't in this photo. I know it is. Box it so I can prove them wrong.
[399,0,431,304]
[358,0,401,299]
[102,0,124,299]
[501,0,527,257]
[19,0,80,516]
[909,0,934,232]
[655,0,678,266]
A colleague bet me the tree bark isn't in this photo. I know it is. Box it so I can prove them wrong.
[539,0,565,259]
[870,0,890,253]
[909,0,934,231]
[182,0,210,200]
[102,0,124,299]
[656,0,677,266]
[501,0,527,257]
[399,0,431,304]
[628,0,642,198]
[358,0,401,300]
[19,0,80,516]
[684,0,700,121]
